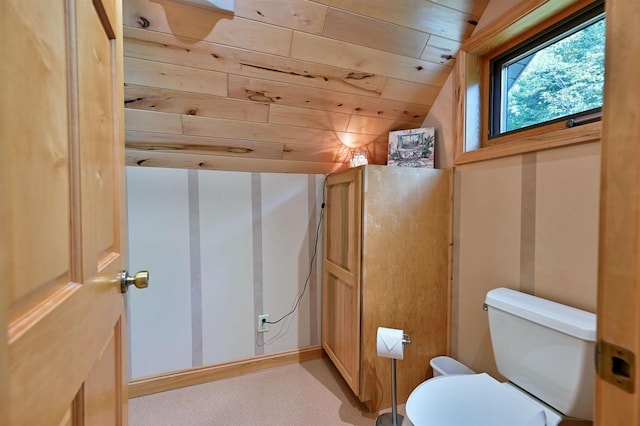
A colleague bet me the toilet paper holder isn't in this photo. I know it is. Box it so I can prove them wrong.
[377,333,411,426]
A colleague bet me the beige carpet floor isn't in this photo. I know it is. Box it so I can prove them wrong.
[129,357,412,426]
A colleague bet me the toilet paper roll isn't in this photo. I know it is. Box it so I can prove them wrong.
[376,327,405,360]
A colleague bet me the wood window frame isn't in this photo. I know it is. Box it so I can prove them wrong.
[454,0,602,165]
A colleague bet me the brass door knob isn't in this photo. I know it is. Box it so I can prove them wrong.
[120,270,149,293]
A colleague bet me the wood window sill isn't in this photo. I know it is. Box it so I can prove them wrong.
[455,121,601,165]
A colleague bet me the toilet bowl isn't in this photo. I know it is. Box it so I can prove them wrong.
[406,288,596,426]
[406,373,562,426]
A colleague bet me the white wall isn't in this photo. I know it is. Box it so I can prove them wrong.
[198,171,255,365]
[126,167,324,379]
[127,167,192,378]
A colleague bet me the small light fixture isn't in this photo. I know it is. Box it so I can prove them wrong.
[349,149,368,168]
[171,0,235,13]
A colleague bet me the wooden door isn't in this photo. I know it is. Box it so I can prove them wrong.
[322,167,363,396]
[596,0,640,424]
[0,0,128,425]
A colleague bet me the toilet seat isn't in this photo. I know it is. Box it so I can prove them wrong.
[406,373,554,426]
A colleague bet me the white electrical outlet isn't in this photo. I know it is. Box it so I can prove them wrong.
[258,314,269,332]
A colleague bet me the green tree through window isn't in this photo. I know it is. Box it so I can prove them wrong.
[504,18,605,131]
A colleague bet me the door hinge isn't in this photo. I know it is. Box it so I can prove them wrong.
[596,339,635,393]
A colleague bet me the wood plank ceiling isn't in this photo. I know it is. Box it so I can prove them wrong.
[123,0,489,173]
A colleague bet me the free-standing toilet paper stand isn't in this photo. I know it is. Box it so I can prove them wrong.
[376,334,411,426]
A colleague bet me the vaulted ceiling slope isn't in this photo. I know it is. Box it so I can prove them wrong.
[124,0,489,173]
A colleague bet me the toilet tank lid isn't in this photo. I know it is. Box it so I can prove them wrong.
[485,288,596,341]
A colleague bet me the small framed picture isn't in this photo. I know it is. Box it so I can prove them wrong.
[387,127,435,168]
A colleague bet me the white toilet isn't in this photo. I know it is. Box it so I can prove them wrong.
[406,287,596,426]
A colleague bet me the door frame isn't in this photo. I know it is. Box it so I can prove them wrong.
[595,0,640,423]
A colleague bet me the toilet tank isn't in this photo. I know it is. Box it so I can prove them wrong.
[485,288,596,421]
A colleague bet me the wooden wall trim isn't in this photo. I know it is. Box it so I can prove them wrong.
[455,122,601,165]
[128,346,325,399]
[461,0,585,56]
[596,0,640,422]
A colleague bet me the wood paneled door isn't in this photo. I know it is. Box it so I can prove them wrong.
[1,0,131,424]
[322,168,363,396]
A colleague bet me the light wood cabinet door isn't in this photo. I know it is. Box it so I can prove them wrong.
[322,168,363,395]
[1,0,128,424]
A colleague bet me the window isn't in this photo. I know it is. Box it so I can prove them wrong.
[489,1,605,138]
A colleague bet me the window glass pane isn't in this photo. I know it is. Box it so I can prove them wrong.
[502,17,605,133]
